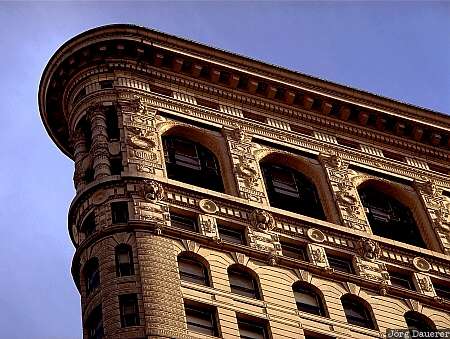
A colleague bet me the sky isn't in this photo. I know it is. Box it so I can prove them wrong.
[0,2,448,339]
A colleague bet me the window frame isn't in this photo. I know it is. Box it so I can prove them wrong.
[86,304,104,339]
[84,258,100,296]
[184,301,219,337]
[170,212,198,232]
[293,283,326,317]
[389,270,415,290]
[217,224,245,245]
[327,254,354,274]
[115,244,134,277]
[281,241,307,261]
[178,254,210,286]
[228,266,260,300]
[119,294,140,328]
[236,315,269,339]
[341,295,376,330]
[111,201,129,224]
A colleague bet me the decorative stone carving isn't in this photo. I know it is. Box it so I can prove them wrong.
[353,256,390,283]
[356,238,381,261]
[142,180,164,202]
[198,214,219,239]
[413,272,436,297]
[198,199,218,214]
[307,244,329,268]
[249,209,275,233]
[222,126,267,203]
[412,257,431,272]
[246,226,282,255]
[414,179,450,254]
[319,152,370,232]
[119,95,164,176]
[306,228,326,243]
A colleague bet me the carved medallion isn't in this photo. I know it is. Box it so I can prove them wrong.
[356,238,381,261]
[412,257,431,272]
[307,228,326,243]
[199,199,218,214]
[249,209,275,232]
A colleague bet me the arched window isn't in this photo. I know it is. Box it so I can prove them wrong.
[81,212,96,237]
[84,258,100,295]
[405,311,435,334]
[292,282,326,316]
[228,265,260,299]
[115,244,134,277]
[341,294,376,330]
[163,135,224,192]
[358,185,426,248]
[86,304,104,339]
[261,161,324,219]
[178,253,210,286]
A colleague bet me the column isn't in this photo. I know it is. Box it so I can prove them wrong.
[88,103,111,179]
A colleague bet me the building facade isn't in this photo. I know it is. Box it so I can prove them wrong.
[39,25,450,339]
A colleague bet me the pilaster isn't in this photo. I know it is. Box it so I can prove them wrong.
[87,103,111,179]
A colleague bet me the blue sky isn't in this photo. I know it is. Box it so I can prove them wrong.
[0,2,448,338]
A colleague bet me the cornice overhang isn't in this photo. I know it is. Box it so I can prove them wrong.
[39,24,450,159]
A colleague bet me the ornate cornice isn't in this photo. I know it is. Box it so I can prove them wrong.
[39,24,450,160]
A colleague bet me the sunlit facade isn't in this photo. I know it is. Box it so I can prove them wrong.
[39,25,450,338]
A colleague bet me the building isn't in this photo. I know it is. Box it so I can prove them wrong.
[38,24,450,339]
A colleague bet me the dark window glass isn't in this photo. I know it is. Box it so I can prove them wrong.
[389,271,415,290]
[105,106,120,140]
[163,136,224,192]
[78,117,92,152]
[110,156,122,175]
[341,295,375,329]
[111,202,129,224]
[261,162,324,219]
[304,334,335,339]
[237,317,268,339]
[170,213,197,232]
[228,266,260,299]
[405,311,435,334]
[81,213,96,237]
[293,283,325,316]
[282,242,307,261]
[359,186,426,248]
[119,294,140,327]
[218,225,244,245]
[100,80,114,89]
[86,305,104,339]
[115,244,134,277]
[178,255,209,286]
[74,88,87,103]
[185,302,219,336]
[327,255,354,274]
[84,258,100,295]
[433,281,450,299]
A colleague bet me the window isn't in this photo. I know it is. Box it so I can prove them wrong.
[111,202,128,224]
[110,156,122,175]
[178,254,209,286]
[86,305,104,339]
[237,316,269,339]
[105,106,120,140]
[341,295,375,330]
[115,244,134,277]
[218,224,245,245]
[119,294,140,327]
[170,213,197,232]
[304,333,335,339]
[389,271,415,290]
[84,258,100,295]
[100,80,114,89]
[261,162,324,219]
[293,283,326,316]
[359,185,426,248]
[184,301,219,336]
[433,281,450,299]
[281,242,307,261]
[228,266,260,299]
[327,254,353,274]
[405,311,435,333]
[84,167,95,183]
[163,136,224,192]
[81,212,96,237]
